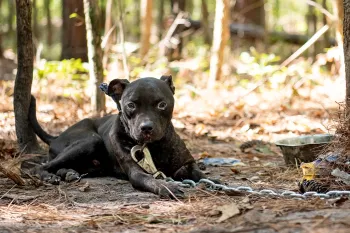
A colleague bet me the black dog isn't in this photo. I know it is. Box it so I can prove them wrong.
[28,76,208,198]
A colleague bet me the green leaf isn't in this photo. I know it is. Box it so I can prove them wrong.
[69,13,78,19]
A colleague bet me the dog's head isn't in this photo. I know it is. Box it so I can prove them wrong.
[101,76,175,144]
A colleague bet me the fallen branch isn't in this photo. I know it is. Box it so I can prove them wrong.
[281,25,330,67]
[0,163,26,186]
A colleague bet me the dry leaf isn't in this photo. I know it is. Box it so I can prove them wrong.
[216,203,240,222]
[78,182,90,192]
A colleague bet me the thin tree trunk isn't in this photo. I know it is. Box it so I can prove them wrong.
[102,0,113,68]
[32,0,39,40]
[140,0,153,58]
[343,1,350,104]
[157,0,164,40]
[8,0,15,34]
[83,0,105,116]
[333,0,345,78]
[104,0,113,34]
[117,0,129,79]
[207,0,230,88]
[201,0,211,45]
[169,0,185,60]
[0,34,3,58]
[322,0,330,49]
[61,0,88,61]
[14,0,42,153]
[45,0,52,46]
[134,0,141,40]
[0,0,3,58]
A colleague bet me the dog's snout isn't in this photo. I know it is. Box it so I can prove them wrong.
[140,121,154,133]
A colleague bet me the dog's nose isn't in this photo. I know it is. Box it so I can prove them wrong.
[140,121,154,133]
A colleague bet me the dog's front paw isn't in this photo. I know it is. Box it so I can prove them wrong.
[56,168,80,182]
[157,181,185,199]
[42,173,61,185]
[30,167,61,185]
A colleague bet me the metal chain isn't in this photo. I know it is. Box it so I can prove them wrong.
[165,178,350,200]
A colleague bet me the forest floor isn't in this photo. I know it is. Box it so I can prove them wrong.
[1,61,350,232]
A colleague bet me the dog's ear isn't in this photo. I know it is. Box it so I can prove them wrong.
[160,75,175,94]
[100,79,130,110]
[107,79,130,97]
[100,79,129,98]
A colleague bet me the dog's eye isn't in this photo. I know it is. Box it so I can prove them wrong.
[127,102,136,110]
[158,101,167,110]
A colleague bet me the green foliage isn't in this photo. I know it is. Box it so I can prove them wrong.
[238,48,281,79]
[35,59,89,97]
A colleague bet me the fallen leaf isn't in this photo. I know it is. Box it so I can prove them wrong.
[78,182,90,192]
[230,167,241,174]
[216,203,240,222]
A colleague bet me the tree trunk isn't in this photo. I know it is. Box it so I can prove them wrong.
[231,0,265,49]
[14,0,42,153]
[45,0,52,46]
[0,34,3,58]
[61,0,88,61]
[343,1,350,104]
[322,0,330,49]
[157,0,164,40]
[134,0,141,40]
[201,0,211,45]
[334,0,345,77]
[306,4,317,57]
[8,0,15,35]
[169,0,185,60]
[140,0,153,58]
[0,0,3,58]
[102,0,114,68]
[32,0,39,40]
[83,0,105,116]
[207,0,230,88]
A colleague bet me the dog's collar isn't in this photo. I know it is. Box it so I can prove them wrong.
[130,144,166,179]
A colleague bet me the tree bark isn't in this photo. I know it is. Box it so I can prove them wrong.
[231,0,265,49]
[157,0,164,39]
[32,0,39,40]
[45,0,52,46]
[207,0,230,88]
[0,34,3,58]
[8,0,15,34]
[61,0,88,61]
[14,0,42,153]
[201,0,211,45]
[140,0,153,58]
[83,0,105,116]
[343,1,350,104]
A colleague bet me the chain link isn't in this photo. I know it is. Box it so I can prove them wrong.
[166,178,350,200]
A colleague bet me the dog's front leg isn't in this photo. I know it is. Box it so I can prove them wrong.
[109,130,184,198]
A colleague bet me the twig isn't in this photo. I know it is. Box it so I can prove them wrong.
[306,0,335,21]
[281,24,330,67]
[0,184,17,200]
[101,24,117,49]
[160,184,182,202]
[0,163,26,186]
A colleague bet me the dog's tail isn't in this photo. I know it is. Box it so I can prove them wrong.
[29,95,57,145]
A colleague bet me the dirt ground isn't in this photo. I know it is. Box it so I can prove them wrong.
[1,75,349,232]
[1,135,350,233]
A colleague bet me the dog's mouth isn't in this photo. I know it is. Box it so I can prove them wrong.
[139,133,153,143]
